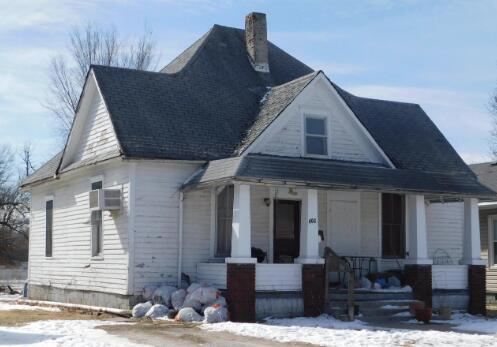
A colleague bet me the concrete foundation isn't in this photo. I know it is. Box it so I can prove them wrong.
[255,291,304,320]
[432,289,469,310]
[28,284,137,310]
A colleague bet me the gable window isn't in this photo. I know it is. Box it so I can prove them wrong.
[382,193,406,258]
[216,185,234,257]
[304,115,328,156]
[45,199,53,257]
[91,180,103,257]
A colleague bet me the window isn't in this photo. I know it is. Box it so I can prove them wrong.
[491,218,497,266]
[45,199,53,257]
[382,193,405,258]
[304,116,328,156]
[216,185,234,257]
[91,180,103,257]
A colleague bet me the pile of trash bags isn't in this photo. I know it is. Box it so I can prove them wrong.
[132,282,229,323]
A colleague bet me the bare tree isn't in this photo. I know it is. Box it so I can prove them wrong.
[18,142,35,179]
[44,23,158,139]
[0,146,30,263]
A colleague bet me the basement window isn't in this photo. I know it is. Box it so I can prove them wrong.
[304,115,328,156]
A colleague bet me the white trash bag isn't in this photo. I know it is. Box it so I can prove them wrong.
[171,289,187,310]
[153,285,177,306]
[213,296,227,307]
[132,301,153,318]
[143,285,158,300]
[186,283,201,294]
[188,286,221,305]
[145,304,170,319]
[182,293,202,312]
[175,307,203,322]
[203,305,229,323]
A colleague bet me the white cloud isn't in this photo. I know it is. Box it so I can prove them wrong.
[0,0,102,32]
[310,62,365,76]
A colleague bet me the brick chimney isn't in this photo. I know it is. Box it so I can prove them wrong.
[245,12,269,73]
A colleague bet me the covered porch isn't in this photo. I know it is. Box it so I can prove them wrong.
[181,154,491,321]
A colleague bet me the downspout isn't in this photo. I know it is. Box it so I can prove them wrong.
[177,191,184,287]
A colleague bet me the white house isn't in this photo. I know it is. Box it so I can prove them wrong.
[21,13,494,321]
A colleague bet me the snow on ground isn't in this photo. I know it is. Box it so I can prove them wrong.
[0,320,148,347]
[0,301,60,312]
[202,314,497,347]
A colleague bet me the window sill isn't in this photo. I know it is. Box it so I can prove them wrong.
[91,255,104,261]
[303,153,329,159]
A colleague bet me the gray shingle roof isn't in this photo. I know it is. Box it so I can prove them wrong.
[21,152,62,187]
[184,154,496,198]
[22,24,483,196]
[470,161,497,193]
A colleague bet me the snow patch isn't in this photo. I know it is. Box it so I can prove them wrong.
[0,302,60,312]
[0,320,146,347]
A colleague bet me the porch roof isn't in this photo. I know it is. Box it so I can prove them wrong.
[182,154,497,198]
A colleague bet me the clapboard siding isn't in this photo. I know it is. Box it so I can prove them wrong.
[132,162,199,294]
[73,91,119,163]
[479,208,497,293]
[251,186,270,253]
[182,189,212,282]
[432,265,467,289]
[256,264,302,291]
[426,202,464,263]
[28,161,130,295]
[361,192,380,256]
[259,105,369,162]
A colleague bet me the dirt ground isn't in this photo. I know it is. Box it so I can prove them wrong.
[0,308,308,347]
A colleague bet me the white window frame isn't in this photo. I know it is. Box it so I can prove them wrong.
[302,112,330,158]
[488,215,497,268]
[212,185,234,259]
[45,195,54,259]
[90,176,104,260]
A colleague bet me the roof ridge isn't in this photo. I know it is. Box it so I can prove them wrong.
[160,26,215,74]
[270,71,319,90]
[91,64,163,76]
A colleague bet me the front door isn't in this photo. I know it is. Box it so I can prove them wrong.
[327,191,361,256]
[273,200,300,263]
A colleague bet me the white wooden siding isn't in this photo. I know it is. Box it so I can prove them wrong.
[251,186,270,253]
[132,162,199,294]
[182,189,212,282]
[196,263,302,291]
[196,263,227,289]
[256,264,302,291]
[73,92,119,163]
[426,202,464,264]
[28,161,130,295]
[478,208,497,292]
[432,265,468,289]
[250,76,389,164]
[360,192,380,256]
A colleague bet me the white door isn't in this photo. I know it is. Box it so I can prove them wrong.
[327,191,361,256]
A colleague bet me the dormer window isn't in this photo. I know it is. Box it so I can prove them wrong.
[304,115,328,156]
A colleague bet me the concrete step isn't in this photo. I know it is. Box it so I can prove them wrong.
[327,299,422,318]
[328,290,413,302]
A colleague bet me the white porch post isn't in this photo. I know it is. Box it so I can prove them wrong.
[462,198,485,265]
[406,194,432,265]
[295,189,324,264]
[225,183,256,264]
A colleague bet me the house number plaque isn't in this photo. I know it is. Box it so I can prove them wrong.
[308,218,317,224]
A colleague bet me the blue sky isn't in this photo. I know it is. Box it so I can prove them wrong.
[1,0,497,167]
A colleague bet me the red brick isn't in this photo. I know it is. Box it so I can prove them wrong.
[404,264,432,308]
[226,263,256,322]
[468,265,486,315]
[302,264,325,317]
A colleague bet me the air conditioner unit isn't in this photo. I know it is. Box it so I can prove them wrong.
[89,189,121,211]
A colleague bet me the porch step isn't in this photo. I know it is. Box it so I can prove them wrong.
[327,299,421,318]
[328,289,413,302]
[327,290,419,318]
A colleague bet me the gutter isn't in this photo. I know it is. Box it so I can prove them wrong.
[177,191,184,287]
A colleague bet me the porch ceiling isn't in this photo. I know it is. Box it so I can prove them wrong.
[182,154,497,199]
